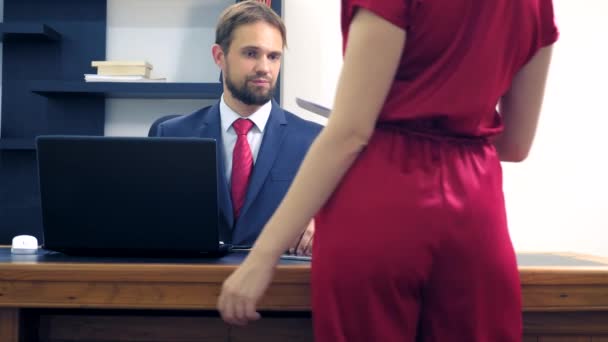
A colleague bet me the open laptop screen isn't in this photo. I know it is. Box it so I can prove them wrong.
[36,136,222,256]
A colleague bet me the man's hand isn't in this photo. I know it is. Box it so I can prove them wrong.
[288,219,314,256]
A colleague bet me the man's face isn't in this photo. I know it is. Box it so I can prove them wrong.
[222,21,283,106]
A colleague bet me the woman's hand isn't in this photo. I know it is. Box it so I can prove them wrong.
[217,253,277,326]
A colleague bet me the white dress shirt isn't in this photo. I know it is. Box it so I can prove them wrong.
[219,95,272,184]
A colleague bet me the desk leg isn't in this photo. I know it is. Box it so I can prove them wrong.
[0,308,20,342]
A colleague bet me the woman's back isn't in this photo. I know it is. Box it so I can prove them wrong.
[341,0,558,137]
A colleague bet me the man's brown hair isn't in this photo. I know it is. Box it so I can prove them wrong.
[215,1,286,54]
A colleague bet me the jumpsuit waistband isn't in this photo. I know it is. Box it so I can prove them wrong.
[375,119,490,145]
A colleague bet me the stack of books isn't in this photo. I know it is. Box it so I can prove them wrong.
[84,61,166,82]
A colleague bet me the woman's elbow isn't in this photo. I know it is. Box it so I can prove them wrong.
[343,130,372,155]
[500,152,529,163]
[327,126,373,155]
[492,131,536,163]
[496,145,531,163]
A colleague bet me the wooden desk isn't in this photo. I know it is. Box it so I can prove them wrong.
[1,249,607,342]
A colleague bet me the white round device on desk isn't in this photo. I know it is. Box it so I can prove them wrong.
[11,235,39,254]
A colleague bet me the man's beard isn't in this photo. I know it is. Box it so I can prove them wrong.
[225,69,275,106]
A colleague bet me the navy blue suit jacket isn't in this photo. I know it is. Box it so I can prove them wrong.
[155,100,322,246]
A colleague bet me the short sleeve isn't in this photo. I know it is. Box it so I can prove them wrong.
[345,0,409,30]
[539,0,559,46]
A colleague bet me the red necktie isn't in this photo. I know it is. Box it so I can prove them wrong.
[231,118,255,219]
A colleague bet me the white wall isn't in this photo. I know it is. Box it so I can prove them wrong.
[281,0,340,125]
[502,0,608,256]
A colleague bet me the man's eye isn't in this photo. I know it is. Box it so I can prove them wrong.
[246,51,257,57]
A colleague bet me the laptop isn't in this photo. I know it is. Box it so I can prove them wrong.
[35,135,231,257]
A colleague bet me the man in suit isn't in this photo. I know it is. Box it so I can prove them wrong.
[154,1,322,255]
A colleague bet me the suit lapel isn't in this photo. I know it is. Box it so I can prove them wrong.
[199,103,234,229]
[238,101,287,220]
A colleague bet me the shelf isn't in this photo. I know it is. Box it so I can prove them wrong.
[0,139,36,150]
[0,23,61,41]
[30,81,223,99]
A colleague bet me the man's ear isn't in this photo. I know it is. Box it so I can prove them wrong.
[211,44,225,69]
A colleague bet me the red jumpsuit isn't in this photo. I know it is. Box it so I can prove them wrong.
[312,0,559,341]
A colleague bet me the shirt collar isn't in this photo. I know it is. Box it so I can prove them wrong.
[220,94,272,133]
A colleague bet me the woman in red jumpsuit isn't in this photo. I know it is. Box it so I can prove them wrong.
[218,0,559,340]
